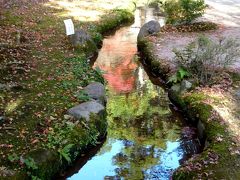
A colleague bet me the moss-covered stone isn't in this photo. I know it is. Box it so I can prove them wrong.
[96,9,134,35]
[24,149,61,179]
[170,91,240,179]
[137,37,172,81]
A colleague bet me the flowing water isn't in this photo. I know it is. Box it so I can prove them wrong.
[65,8,201,180]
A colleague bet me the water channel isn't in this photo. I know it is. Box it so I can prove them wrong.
[64,8,201,180]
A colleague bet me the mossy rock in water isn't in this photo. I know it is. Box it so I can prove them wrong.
[70,30,98,58]
[24,148,61,179]
[137,20,160,41]
[84,82,107,106]
[96,9,134,34]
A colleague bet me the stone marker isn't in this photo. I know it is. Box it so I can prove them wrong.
[64,19,75,36]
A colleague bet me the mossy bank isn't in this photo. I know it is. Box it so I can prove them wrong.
[137,36,240,179]
[0,1,134,179]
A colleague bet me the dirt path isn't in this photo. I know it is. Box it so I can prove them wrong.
[154,0,240,72]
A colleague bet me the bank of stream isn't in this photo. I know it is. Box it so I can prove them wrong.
[61,8,202,180]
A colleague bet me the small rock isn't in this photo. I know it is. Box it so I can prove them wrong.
[49,116,56,120]
[137,20,161,40]
[25,148,59,178]
[170,84,181,94]
[0,83,9,90]
[68,101,105,121]
[69,30,97,57]
[0,116,6,125]
[84,82,106,105]
[235,89,240,99]
[180,80,192,92]
[64,114,72,120]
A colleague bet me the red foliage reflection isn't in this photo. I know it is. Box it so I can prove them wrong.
[94,27,138,94]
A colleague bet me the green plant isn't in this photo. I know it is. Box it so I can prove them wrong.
[8,153,19,163]
[74,90,90,102]
[162,0,206,25]
[173,35,240,85]
[167,67,190,84]
[46,121,75,149]
[92,32,103,46]
[58,144,74,164]
[181,0,206,23]
[24,157,38,170]
[58,57,104,91]
[148,0,163,7]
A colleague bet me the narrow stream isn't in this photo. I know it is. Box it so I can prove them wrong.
[66,8,201,180]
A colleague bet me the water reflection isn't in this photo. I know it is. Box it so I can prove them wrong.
[94,25,138,93]
[68,8,199,180]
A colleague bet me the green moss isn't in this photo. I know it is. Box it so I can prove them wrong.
[74,39,98,57]
[0,11,23,26]
[173,171,195,180]
[138,37,171,80]
[95,9,134,35]
[230,72,240,82]
[172,92,240,179]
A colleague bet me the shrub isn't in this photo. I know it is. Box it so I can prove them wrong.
[162,0,206,25]
[173,35,240,85]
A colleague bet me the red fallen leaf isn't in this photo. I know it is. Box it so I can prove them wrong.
[0,144,13,148]
[31,139,39,144]
[43,128,49,134]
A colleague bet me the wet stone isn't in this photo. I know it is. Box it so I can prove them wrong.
[137,20,160,40]
[68,101,105,121]
[69,29,97,57]
[180,80,192,92]
[84,82,106,105]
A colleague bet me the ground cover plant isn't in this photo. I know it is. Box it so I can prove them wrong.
[162,0,206,25]
[172,35,240,85]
